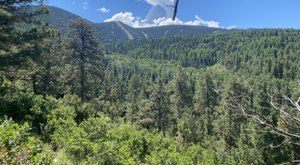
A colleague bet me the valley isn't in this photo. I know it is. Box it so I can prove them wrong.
[1,3,300,164]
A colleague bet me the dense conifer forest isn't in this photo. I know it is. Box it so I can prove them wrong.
[1,1,300,164]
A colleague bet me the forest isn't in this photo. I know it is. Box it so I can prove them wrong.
[1,1,300,164]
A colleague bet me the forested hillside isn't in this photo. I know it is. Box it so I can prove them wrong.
[1,1,300,164]
[107,30,300,80]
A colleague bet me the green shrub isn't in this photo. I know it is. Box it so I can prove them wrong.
[0,119,53,164]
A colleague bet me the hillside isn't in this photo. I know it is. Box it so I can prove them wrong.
[2,2,300,165]
[107,29,300,77]
[45,6,225,42]
[43,6,86,33]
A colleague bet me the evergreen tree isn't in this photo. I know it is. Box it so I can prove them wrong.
[126,73,142,123]
[193,73,218,136]
[171,66,193,117]
[37,27,63,97]
[139,78,172,135]
[66,19,104,101]
[0,0,48,62]
[214,78,248,149]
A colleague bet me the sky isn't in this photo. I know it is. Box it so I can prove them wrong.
[46,0,300,29]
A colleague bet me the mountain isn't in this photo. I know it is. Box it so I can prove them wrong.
[45,6,226,42]
[43,6,83,33]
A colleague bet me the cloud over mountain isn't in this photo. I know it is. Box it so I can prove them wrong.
[105,12,220,28]
[105,0,221,28]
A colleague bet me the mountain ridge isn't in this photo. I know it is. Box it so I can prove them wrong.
[45,6,226,42]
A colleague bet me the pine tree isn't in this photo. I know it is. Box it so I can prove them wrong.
[38,27,63,97]
[0,1,51,95]
[214,78,248,149]
[139,78,172,135]
[66,19,104,101]
[126,73,142,123]
[193,73,218,137]
[0,0,48,61]
[171,66,193,117]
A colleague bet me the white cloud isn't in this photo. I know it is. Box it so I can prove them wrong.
[104,12,143,27]
[83,1,88,10]
[185,15,220,28]
[105,0,235,29]
[98,7,110,13]
[105,12,222,28]
[144,0,173,22]
[226,25,238,29]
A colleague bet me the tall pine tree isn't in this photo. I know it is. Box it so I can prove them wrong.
[66,19,104,101]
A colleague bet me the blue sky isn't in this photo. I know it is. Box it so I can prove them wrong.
[46,0,300,29]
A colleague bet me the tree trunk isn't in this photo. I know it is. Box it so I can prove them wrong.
[80,35,86,101]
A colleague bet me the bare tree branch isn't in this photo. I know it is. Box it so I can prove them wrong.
[240,103,300,140]
[283,95,300,113]
[269,93,300,123]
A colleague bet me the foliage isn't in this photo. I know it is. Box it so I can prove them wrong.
[65,19,104,101]
[0,119,53,164]
[1,3,300,164]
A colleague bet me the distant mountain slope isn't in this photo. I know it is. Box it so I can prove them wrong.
[45,6,226,42]
[44,6,83,34]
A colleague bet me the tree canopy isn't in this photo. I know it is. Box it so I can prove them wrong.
[1,2,300,164]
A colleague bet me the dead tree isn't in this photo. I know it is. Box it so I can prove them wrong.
[240,83,300,145]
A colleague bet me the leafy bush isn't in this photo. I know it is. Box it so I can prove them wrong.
[0,119,53,164]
